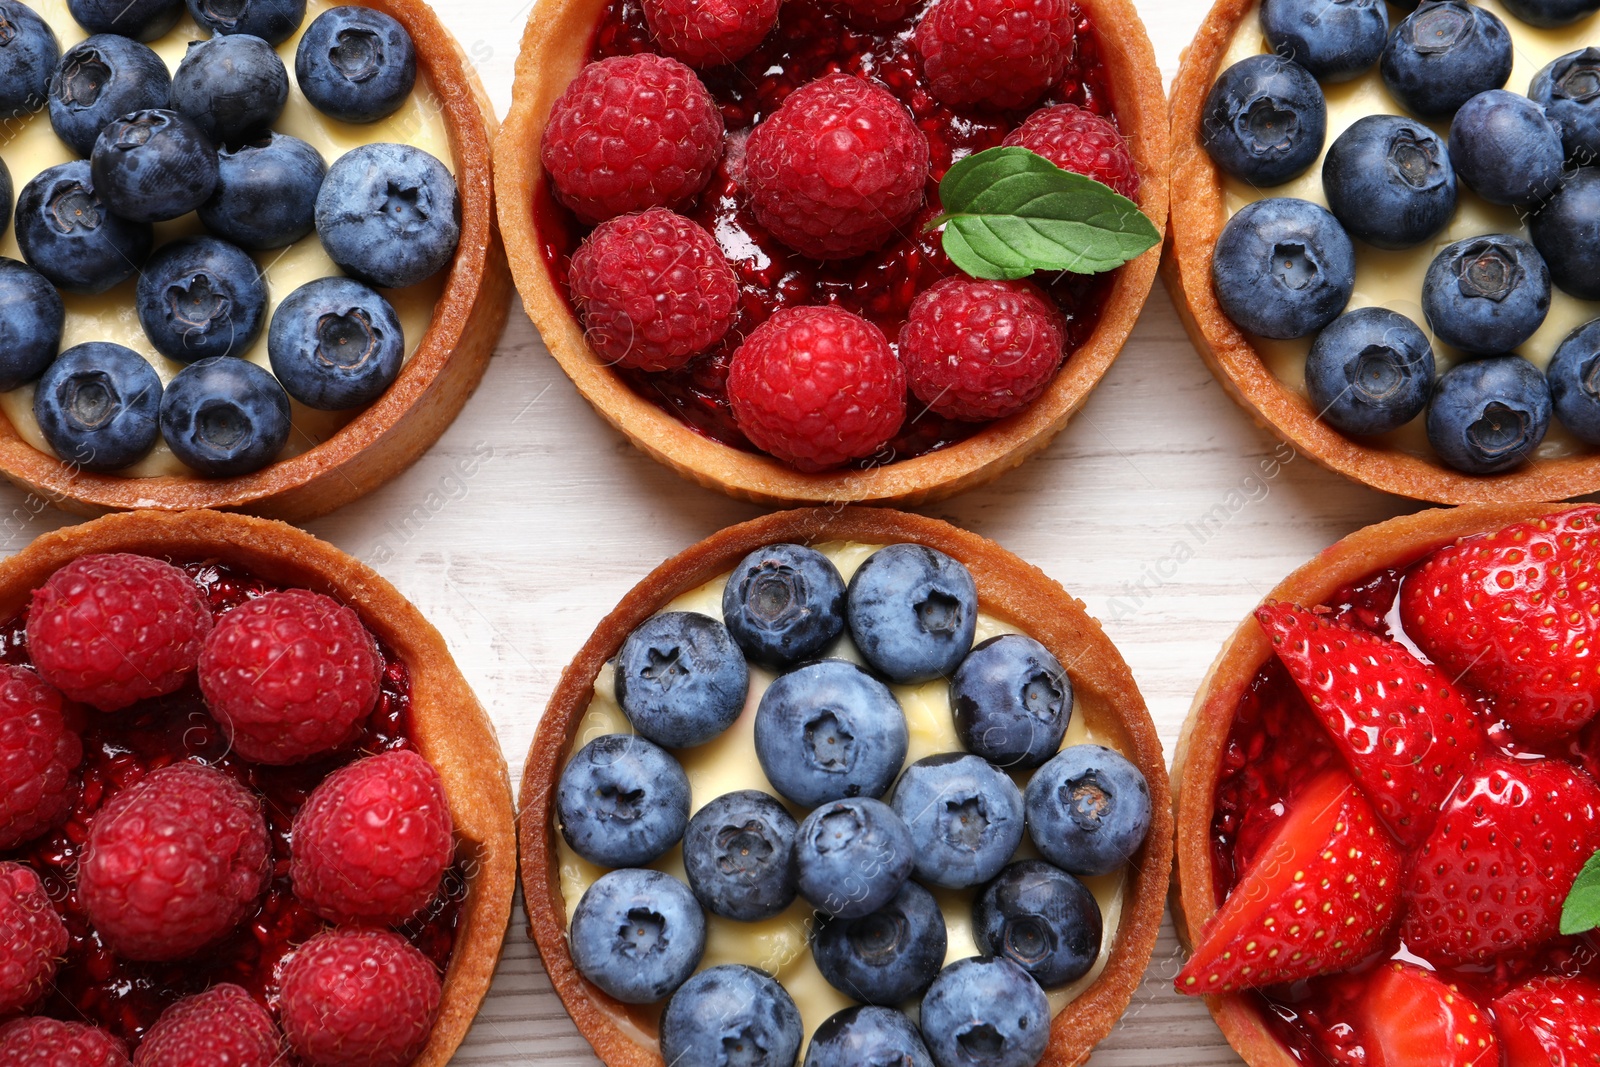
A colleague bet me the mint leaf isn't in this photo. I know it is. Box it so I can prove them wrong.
[926,146,1159,281]
[1561,849,1600,934]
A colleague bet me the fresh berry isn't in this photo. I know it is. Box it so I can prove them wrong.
[743,73,928,260]
[660,965,802,1067]
[291,749,453,925]
[1530,167,1600,301]
[812,881,947,1005]
[613,610,749,748]
[1381,1,1512,121]
[199,589,382,764]
[1423,235,1551,355]
[0,1,59,119]
[27,553,210,711]
[831,0,918,27]
[315,142,460,289]
[199,133,327,251]
[681,788,797,921]
[1202,55,1327,187]
[16,161,154,296]
[794,797,914,918]
[48,35,171,157]
[1255,601,1485,846]
[1400,506,1600,741]
[1500,0,1600,27]
[541,53,723,225]
[0,863,67,1016]
[0,259,63,392]
[1025,743,1152,876]
[278,928,441,1067]
[1550,319,1600,445]
[295,5,416,124]
[0,1018,129,1066]
[919,957,1049,1067]
[0,666,81,849]
[1305,308,1435,436]
[569,868,705,1003]
[950,633,1072,768]
[1321,115,1456,250]
[34,341,163,474]
[1260,0,1388,83]
[137,237,268,363]
[557,733,689,868]
[567,208,737,372]
[1492,974,1600,1064]
[1002,102,1140,200]
[1212,198,1355,340]
[721,543,847,668]
[1401,756,1600,966]
[67,0,181,41]
[1426,356,1551,476]
[1175,768,1402,994]
[727,306,906,471]
[1530,47,1600,163]
[186,0,307,45]
[79,761,269,962]
[1349,962,1499,1067]
[159,357,293,478]
[268,276,404,410]
[642,0,777,68]
[914,0,1075,113]
[754,659,907,807]
[134,983,284,1067]
[890,753,1023,888]
[1448,90,1565,208]
[171,34,289,146]
[974,858,1102,989]
[805,1006,935,1067]
[846,544,977,684]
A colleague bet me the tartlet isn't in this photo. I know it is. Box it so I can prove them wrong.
[520,506,1173,1066]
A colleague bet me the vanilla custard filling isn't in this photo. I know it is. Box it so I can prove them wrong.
[1217,0,1600,461]
[0,0,453,478]
[557,542,1129,1048]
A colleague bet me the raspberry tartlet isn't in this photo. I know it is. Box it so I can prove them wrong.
[495,0,1168,506]
[521,507,1172,1065]
[0,509,515,1064]
[1173,503,1600,1064]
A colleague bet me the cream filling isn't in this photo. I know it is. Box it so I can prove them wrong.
[557,542,1130,1050]
[0,0,453,478]
[1218,0,1600,461]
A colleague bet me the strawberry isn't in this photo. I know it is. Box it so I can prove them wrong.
[1491,974,1600,1065]
[1350,962,1499,1067]
[1400,505,1600,742]
[1256,602,1486,849]
[1176,767,1402,995]
[1401,756,1600,967]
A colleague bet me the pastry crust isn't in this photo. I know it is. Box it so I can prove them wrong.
[494,0,1169,508]
[0,510,518,1066]
[0,0,514,523]
[520,507,1173,1067]
[1169,502,1573,1066]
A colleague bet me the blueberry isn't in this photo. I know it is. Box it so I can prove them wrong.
[295,5,416,124]
[950,634,1072,771]
[1201,54,1327,187]
[973,859,1102,989]
[34,342,162,472]
[49,35,171,158]
[1259,0,1388,83]
[1426,356,1551,475]
[557,733,690,869]
[847,544,978,684]
[1448,90,1564,208]
[569,868,705,1004]
[1530,168,1600,301]
[0,259,63,391]
[15,161,153,295]
[67,0,182,41]
[1025,745,1152,877]
[919,957,1049,1067]
[159,356,291,477]
[722,543,847,668]
[1548,320,1600,445]
[1422,235,1551,355]
[754,659,907,808]
[1381,1,1512,121]
[268,276,403,410]
[614,611,749,749]
[186,0,307,45]
[90,109,219,223]
[682,790,798,922]
[805,1006,935,1067]
[1212,198,1355,340]
[812,881,947,1005]
[199,133,326,250]
[1321,115,1456,250]
[889,754,1024,890]
[0,2,60,119]
[793,797,914,919]
[660,965,802,1067]
[136,236,268,363]
[1500,0,1600,27]
[1305,307,1435,436]
[0,158,11,243]
[1530,48,1600,163]
[315,143,460,290]
[171,35,289,146]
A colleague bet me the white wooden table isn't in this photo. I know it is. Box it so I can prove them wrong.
[0,2,1443,1061]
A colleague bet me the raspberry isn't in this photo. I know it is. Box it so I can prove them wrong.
[133,984,283,1067]
[832,0,919,27]
[744,73,929,260]
[898,277,1067,421]
[0,666,82,850]
[0,863,67,1017]
[728,306,906,471]
[279,929,442,1067]
[291,750,454,926]
[79,761,269,962]
[541,54,724,225]
[1004,103,1141,200]
[26,554,212,713]
[199,590,381,765]
[642,0,778,68]
[569,208,739,372]
[0,1018,129,1066]
[915,0,1076,112]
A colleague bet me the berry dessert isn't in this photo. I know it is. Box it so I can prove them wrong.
[1174,503,1600,1065]
[1170,0,1600,503]
[0,0,509,521]
[521,508,1172,1065]
[0,509,515,1064]
[496,0,1169,505]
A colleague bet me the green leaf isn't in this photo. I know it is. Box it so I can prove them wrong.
[1561,849,1600,935]
[926,146,1160,281]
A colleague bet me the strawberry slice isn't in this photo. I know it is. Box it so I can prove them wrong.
[1400,505,1600,742]
[1256,602,1486,848]
[1176,767,1402,995]
[1350,962,1499,1067]
[1402,756,1600,967]
[1492,974,1600,1065]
